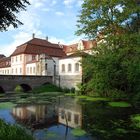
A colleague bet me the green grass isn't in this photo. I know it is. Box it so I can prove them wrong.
[76,95,109,102]
[71,128,87,137]
[0,102,16,109]
[108,101,131,107]
[32,84,62,93]
[0,119,34,140]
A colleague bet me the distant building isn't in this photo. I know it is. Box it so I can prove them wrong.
[0,36,97,89]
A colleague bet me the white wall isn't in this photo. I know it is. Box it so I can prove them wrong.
[59,57,82,76]
[0,67,11,75]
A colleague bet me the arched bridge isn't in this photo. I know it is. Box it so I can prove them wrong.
[0,75,53,93]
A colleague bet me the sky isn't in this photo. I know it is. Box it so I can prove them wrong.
[0,0,84,56]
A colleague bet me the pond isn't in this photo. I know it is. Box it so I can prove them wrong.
[0,93,140,140]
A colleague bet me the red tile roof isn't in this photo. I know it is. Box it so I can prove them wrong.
[11,38,66,57]
[64,40,97,53]
[60,52,88,59]
[0,57,11,68]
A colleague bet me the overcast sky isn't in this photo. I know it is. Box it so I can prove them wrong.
[0,0,83,56]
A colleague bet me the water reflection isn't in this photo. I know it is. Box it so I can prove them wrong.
[12,105,58,129]
[11,97,89,140]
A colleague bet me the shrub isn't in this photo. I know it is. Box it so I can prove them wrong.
[0,119,34,140]
[14,85,23,93]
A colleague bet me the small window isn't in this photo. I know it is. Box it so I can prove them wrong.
[67,112,71,122]
[75,63,80,72]
[20,55,22,61]
[45,64,47,70]
[33,67,35,74]
[74,114,79,124]
[16,56,17,62]
[20,68,22,74]
[15,68,17,74]
[61,64,65,72]
[68,64,72,72]
[30,67,32,74]
[61,110,65,119]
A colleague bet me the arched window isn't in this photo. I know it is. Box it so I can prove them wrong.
[62,64,65,72]
[68,64,72,72]
[75,63,80,72]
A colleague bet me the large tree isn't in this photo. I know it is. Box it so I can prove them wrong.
[0,0,30,31]
[76,0,140,38]
[76,0,140,100]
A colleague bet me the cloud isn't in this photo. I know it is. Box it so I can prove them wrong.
[51,0,57,6]
[55,11,64,16]
[63,0,83,7]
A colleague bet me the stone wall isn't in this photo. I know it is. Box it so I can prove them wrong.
[0,75,53,92]
[55,75,82,89]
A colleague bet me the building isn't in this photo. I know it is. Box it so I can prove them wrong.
[0,37,66,76]
[0,36,97,89]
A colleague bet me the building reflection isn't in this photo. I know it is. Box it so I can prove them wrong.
[12,97,82,129]
[58,97,82,128]
[12,104,57,129]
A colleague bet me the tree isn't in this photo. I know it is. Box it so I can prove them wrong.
[76,0,140,38]
[76,0,140,100]
[0,0,30,31]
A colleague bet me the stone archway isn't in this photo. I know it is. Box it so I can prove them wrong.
[20,84,32,92]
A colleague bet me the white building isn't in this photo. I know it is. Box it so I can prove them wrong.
[0,37,97,89]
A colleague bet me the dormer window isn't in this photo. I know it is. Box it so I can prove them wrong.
[78,40,84,50]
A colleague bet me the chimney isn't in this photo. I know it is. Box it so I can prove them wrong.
[46,36,48,41]
[32,33,35,39]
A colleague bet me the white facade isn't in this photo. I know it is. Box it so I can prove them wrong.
[59,57,82,76]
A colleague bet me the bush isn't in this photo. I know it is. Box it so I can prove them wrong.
[14,85,23,93]
[0,119,34,140]
[62,87,70,93]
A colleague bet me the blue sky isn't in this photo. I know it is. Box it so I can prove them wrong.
[0,0,83,56]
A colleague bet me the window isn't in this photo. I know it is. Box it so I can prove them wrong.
[45,64,47,70]
[27,67,29,74]
[74,114,79,124]
[33,67,36,74]
[16,56,17,62]
[75,63,80,72]
[67,112,71,122]
[68,64,72,72]
[30,67,32,74]
[61,110,65,119]
[12,57,14,63]
[12,69,14,74]
[15,68,17,74]
[20,55,22,61]
[61,64,65,72]
[20,68,22,74]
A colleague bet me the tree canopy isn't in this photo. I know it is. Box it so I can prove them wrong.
[76,0,140,102]
[0,0,30,31]
[76,0,140,38]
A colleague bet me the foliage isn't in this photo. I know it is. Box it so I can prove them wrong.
[108,101,131,107]
[32,84,62,93]
[0,0,30,31]
[76,1,140,102]
[15,85,23,93]
[76,0,140,38]
[0,102,15,109]
[131,114,140,128]
[0,119,34,140]
[71,128,87,137]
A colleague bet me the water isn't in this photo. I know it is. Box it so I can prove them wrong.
[0,95,140,140]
